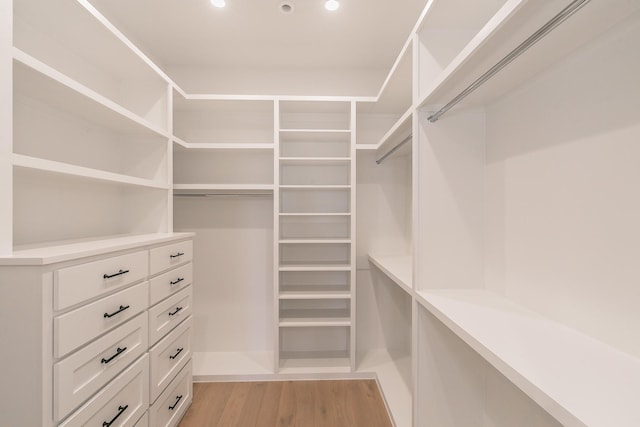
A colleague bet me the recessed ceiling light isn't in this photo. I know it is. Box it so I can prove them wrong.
[210,0,226,8]
[325,0,339,11]
[280,2,294,14]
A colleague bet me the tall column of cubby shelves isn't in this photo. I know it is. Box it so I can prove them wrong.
[275,100,357,373]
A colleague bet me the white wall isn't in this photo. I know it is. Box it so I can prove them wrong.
[485,13,640,358]
[173,197,274,354]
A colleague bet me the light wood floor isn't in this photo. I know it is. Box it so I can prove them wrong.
[178,380,393,427]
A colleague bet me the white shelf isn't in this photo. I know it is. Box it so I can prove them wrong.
[279,212,351,217]
[279,353,352,374]
[368,254,413,295]
[355,144,378,151]
[173,184,274,194]
[280,239,351,244]
[172,137,275,151]
[416,289,640,427]
[359,349,412,427]
[279,264,352,272]
[417,0,638,110]
[0,232,194,266]
[12,154,168,190]
[280,185,351,190]
[279,157,351,164]
[13,48,169,138]
[279,309,351,327]
[192,351,273,379]
[279,287,351,300]
[280,128,350,134]
[375,108,412,161]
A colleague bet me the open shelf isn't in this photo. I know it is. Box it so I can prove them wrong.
[417,0,638,110]
[14,0,169,129]
[173,184,274,195]
[279,288,351,300]
[416,289,640,427]
[374,109,412,164]
[192,351,273,379]
[13,154,168,190]
[368,254,413,295]
[278,354,352,374]
[172,138,275,151]
[279,265,352,272]
[13,49,168,138]
[279,310,351,327]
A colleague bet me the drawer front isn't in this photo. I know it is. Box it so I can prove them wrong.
[150,360,192,427]
[55,282,149,358]
[150,316,192,402]
[150,240,193,275]
[55,251,148,310]
[134,411,149,427]
[54,313,148,421]
[149,286,192,345]
[149,263,193,306]
[59,354,149,427]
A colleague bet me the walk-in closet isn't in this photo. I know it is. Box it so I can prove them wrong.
[2,0,639,425]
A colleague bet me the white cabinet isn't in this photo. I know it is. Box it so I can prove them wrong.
[0,234,193,427]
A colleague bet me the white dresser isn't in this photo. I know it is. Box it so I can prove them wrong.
[0,233,194,427]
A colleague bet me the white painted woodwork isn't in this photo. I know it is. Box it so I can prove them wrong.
[54,281,149,358]
[54,250,148,310]
[59,355,149,427]
[148,286,193,345]
[149,361,193,427]
[134,412,149,427]
[0,0,11,255]
[149,262,193,306]
[54,313,149,421]
[149,240,193,275]
[149,316,192,402]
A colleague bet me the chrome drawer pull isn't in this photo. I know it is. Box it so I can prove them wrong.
[169,347,184,360]
[170,252,185,259]
[103,404,128,427]
[169,395,183,411]
[103,269,130,279]
[168,306,183,316]
[101,346,127,364]
[170,277,184,285]
[104,305,130,318]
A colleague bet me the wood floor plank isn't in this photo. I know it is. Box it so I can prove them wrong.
[178,379,393,427]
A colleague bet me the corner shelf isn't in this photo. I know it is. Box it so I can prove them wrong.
[416,289,640,427]
[173,184,274,195]
[368,254,413,295]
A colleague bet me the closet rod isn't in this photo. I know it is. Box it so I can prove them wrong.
[376,134,412,164]
[426,0,591,123]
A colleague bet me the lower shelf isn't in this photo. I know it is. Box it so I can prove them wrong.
[417,289,640,427]
[192,351,273,380]
[279,352,352,374]
[359,349,412,427]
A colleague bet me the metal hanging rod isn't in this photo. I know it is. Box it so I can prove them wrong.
[376,134,412,164]
[427,0,591,123]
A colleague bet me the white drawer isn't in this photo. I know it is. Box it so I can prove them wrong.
[150,360,192,427]
[134,411,149,427]
[149,263,192,306]
[54,251,148,310]
[150,316,192,402]
[54,313,149,421]
[150,240,193,275]
[55,282,149,358]
[148,286,192,345]
[59,354,149,427]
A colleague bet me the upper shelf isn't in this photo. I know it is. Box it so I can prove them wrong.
[417,289,640,427]
[13,49,169,139]
[417,0,640,111]
[368,254,413,295]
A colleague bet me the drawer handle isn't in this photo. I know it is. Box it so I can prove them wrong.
[168,306,183,316]
[101,346,127,364]
[170,252,185,259]
[104,305,130,318]
[103,269,130,279]
[169,395,183,411]
[170,277,184,285]
[169,347,184,360]
[103,404,128,427]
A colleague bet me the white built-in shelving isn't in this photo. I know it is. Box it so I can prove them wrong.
[275,100,356,374]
